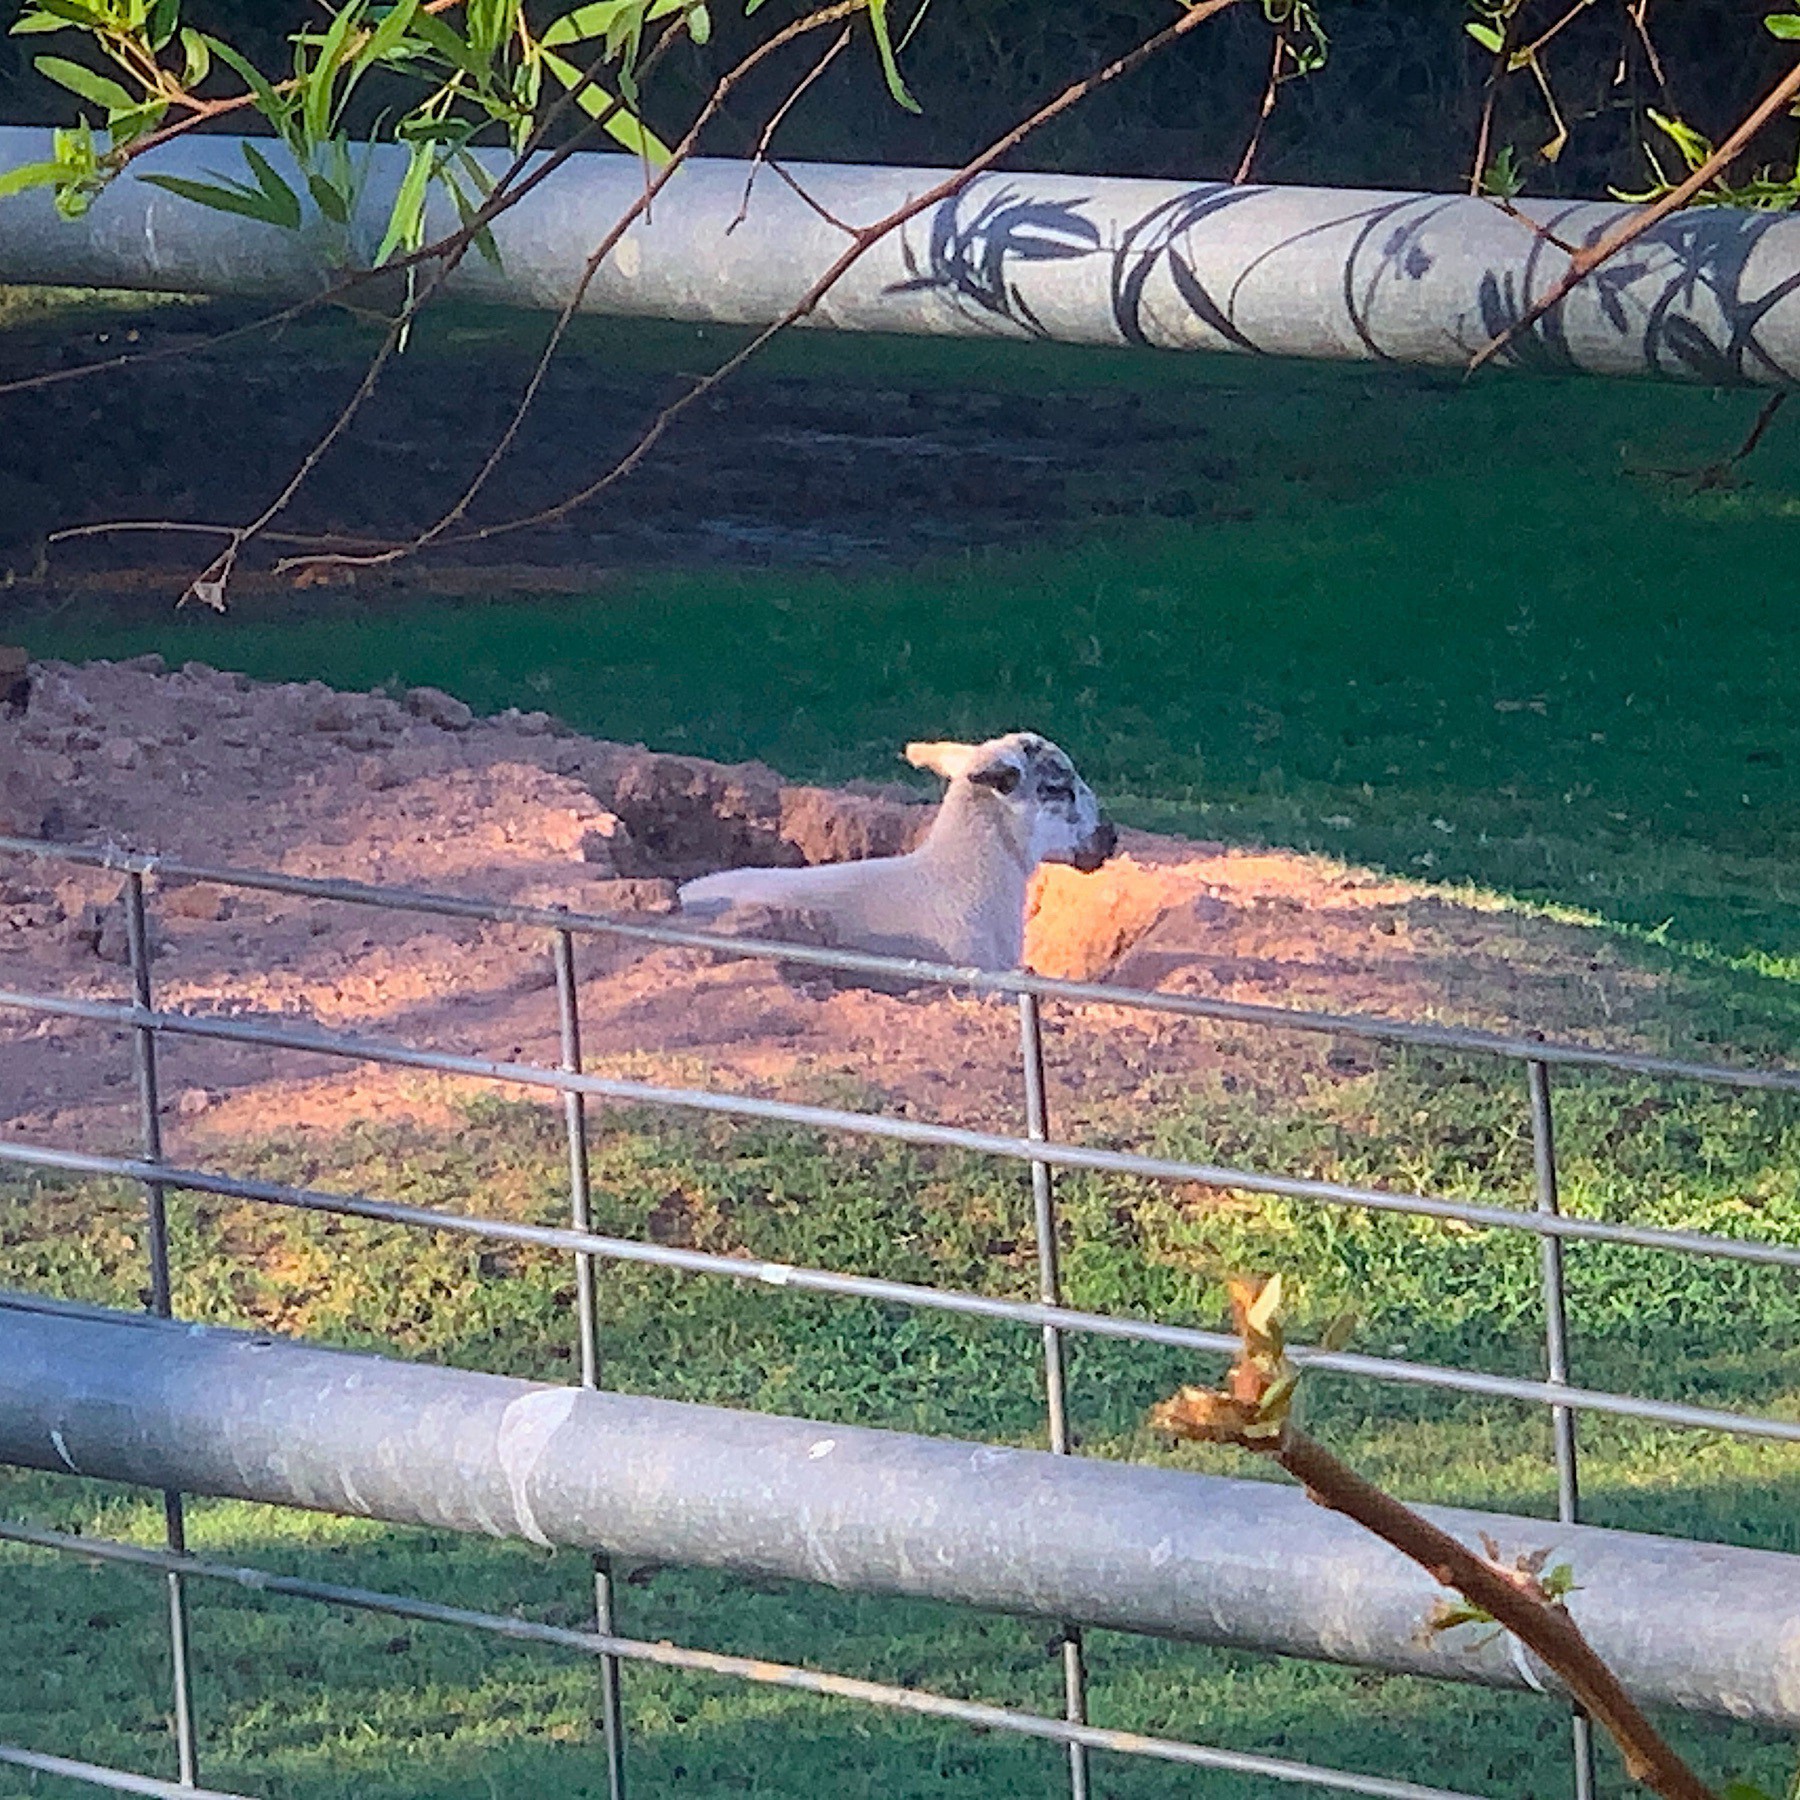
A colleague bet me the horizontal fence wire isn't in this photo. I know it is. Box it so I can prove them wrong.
[3,1140,1797,1444]
[4,833,1800,1095]
[0,1742,259,1800]
[0,1521,1493,1800]
[6,986,1800,1277]
[3,833,1798,1800]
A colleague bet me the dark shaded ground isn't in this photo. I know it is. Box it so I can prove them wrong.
[0,297,1238,594]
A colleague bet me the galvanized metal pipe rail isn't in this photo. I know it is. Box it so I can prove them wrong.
[0,1743,258,1800]
[0,133,1797,385]
[4,1292,1797,1726]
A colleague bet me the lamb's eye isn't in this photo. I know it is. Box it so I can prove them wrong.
[1040,782,1075,803]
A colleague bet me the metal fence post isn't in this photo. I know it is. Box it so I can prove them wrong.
[124,871,200,1788]
[555,928,628,1800]
[1526,1058,1595,1800]
[1018,992,1092,1800]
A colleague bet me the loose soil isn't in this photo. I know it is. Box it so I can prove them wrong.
[0,655,1679,1161]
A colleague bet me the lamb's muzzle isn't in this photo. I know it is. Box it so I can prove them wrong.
[676,731,1115,971]
[1072,820,1118,873]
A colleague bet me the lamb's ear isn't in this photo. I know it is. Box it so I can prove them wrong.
[904,740,978,780]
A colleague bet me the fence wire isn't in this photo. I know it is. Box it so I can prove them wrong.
[2,833,1797,1800]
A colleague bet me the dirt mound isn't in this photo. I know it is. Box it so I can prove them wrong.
[0,655,1666,1153]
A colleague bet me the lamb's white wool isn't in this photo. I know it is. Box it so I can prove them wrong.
[678,732,1117,970]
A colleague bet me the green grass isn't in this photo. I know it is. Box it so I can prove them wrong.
[2,1067,1797,1799]
[9,310,1797,1043]
[6,302,1800,1795]
[15,310,1800,1009]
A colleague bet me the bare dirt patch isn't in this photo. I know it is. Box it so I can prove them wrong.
[0,305,1237,594]
[0,655,1669,1159]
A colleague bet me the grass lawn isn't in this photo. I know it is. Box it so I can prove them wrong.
[2,1068,1797,1800]
[3,303,1799,1797]
[14,308,1800,1005]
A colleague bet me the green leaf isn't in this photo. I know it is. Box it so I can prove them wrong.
[179,26,210,85]
[1318,1310,1358,1353]
[1720,1784,1777,1800]
[687,2,710,47]
[407,13,482,74]
[240,140,303,227]
[542,0,639,49]
[305,168,351,223]
[1647,107,1714,174]
[1257,1370,1298,1420]
[1480,142,1524,199]
[140,169,299,226]
[205,34,291,132]
[541,47,671,159]
[1764,13,1800,38]
[107,99,169,145]
[0,158,74,199]
[33,55,138,114]
[11,0,100,34]
[445,161,503,269]
[351,0,421,79]
[867,0,921,113]
[1465,20,1504,51]
[1246,1272,1283,1336]
[12,12,84,36]
[374,136,432,264]
[304,0,365,145]
[466,0,517,60]
[148,0,179,50]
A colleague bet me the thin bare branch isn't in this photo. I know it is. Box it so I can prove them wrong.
[1272,1432,1716,1800]
[730,26,852,232]
[35,15,695,601]
[271,0,868,576]
[1468,11,1515,197]
[1152,1282,1720,1800]
[1626,0,1665,90]
[315,0,1247,563]
[1234,23,1286,185]
[767,159,859,235]
[1469,53,1800,373]
[1628,389,1790,491]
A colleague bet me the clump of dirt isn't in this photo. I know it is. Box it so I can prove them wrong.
[0,654,1672,1155]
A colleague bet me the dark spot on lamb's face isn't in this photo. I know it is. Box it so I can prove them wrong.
[1017,741,1115,871]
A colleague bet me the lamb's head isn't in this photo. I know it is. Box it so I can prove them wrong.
[905,732,1118,873]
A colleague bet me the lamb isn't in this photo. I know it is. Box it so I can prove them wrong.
[677,732,1117,971]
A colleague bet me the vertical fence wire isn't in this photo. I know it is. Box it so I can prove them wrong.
[1018,992,1092,1800]
[1526,1058,1595,1800]
[555,928,628,1800]
[124,873,199,1789]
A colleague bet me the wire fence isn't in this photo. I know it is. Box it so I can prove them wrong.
[1,832,1797,1800]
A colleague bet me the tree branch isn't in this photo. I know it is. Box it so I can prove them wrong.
[1469,53,1800,374]
[1151,1280,1720,1800]
[288,0,1247,565]
[1271,1432,1714,1800]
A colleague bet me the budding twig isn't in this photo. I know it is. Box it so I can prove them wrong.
[1151,1279,1719,1800]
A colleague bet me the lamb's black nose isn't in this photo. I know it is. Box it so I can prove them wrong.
[1072,820,1118,872]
